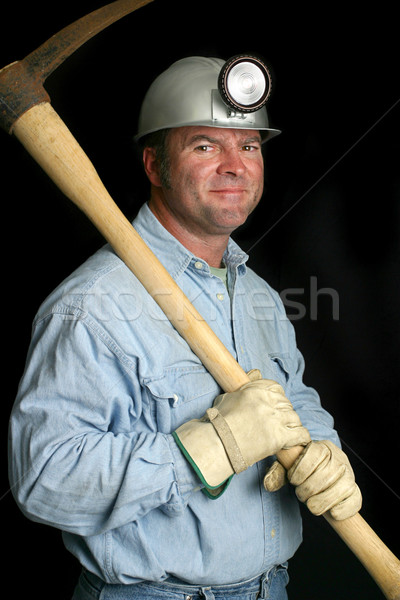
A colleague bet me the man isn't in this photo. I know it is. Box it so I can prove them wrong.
[9,56,361,600]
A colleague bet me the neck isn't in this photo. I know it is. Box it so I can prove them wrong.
[148,196,229,268]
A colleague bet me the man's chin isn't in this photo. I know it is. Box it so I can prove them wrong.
[208,213,249,235]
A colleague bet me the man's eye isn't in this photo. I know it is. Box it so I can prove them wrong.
[195,145,212,152]
[242,145,259,152]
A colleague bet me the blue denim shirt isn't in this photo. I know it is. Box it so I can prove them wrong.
[9,202,340,585]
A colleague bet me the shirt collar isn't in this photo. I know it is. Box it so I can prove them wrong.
[133,202,249,281]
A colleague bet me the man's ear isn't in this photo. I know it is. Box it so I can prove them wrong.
[143,147,162,187]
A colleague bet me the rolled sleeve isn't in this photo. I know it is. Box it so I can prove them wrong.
[9,312,200,536]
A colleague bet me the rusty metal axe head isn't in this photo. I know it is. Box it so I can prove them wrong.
[0,0,153,134]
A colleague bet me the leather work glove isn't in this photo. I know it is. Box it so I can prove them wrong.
[263,460,288,492]
[172,370,311,498]
[285,440,362,520]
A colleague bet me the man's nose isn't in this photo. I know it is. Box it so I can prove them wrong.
[216,148,246,177]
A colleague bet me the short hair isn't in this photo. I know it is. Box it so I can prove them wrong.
[139,128,172,189]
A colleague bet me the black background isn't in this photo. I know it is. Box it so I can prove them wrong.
[1,1,399,598]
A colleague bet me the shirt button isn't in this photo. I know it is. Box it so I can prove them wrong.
[217,293,224,301]
[172,394,179,406]
[194,261,203,270]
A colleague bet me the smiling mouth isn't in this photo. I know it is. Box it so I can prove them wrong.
[210,188,246,194]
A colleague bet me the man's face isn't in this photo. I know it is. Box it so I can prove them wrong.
[151,126,264,239]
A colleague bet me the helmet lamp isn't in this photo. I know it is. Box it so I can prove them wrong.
[218,55,272,113]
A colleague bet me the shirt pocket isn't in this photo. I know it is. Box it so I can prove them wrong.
[143,366,221,433]
[266,352,292,390]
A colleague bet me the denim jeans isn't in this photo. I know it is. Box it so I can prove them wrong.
[72,565,289,600]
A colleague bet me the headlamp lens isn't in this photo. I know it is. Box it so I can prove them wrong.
[218,55,272,113]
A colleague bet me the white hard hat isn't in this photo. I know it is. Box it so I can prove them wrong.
[135,55,281,143]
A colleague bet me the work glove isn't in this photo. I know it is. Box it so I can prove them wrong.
[172,370,311,498]
[265,440,362,520]
[263,460,288,492]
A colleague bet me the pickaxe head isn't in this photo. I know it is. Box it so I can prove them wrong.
[0,0,153,134]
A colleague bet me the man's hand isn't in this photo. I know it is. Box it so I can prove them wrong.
[279,440,362,520]
[173,370,311,496]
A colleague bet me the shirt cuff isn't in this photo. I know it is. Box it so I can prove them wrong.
[165,433,204,497]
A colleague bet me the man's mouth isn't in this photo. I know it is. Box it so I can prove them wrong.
[210,188,246,194]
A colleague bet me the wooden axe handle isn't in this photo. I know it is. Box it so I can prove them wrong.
[13,102,400,600]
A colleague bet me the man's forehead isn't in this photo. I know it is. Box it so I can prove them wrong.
[173,125,262,146]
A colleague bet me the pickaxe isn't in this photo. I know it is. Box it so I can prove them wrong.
[1,1,399,597]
